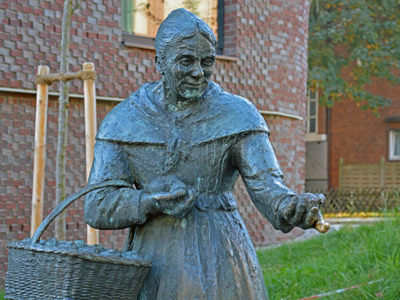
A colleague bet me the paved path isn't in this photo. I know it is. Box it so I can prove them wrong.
[325,217,387,224]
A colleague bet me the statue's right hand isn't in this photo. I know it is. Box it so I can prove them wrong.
[141,189,188,214]
[140,175,196,217]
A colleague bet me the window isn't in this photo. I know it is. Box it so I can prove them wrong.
[122,0,223,53]
[307,89,318,134]
[389,129,400,160]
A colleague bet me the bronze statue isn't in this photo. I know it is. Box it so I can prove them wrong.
[85,8,327,299]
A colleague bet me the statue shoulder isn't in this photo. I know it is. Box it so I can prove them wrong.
[212,86,269,134]
[96,99,131,140]
[96,83,164,144]
[186,82,269,144]
[220,91,262,115]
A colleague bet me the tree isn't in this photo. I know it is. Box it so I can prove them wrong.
[55,0,78,240]
[308,0,400,112]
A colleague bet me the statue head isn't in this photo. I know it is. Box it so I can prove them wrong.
[155,8,217,100]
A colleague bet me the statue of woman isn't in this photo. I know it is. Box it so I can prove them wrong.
[85,8,325,300]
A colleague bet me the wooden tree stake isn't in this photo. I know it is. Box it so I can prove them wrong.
[31,66,50,236]
[83,62,99,245]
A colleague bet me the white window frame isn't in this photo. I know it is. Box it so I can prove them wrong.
[389,129,400,160]
[307,89,318,134]
[122,0,219,38]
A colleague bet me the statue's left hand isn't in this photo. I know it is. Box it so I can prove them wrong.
[281,193,327,231]
[167,188,196,218]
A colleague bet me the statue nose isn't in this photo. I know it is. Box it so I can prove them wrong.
[191,66,204,78]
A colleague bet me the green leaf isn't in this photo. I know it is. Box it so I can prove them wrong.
[308,0,400,111]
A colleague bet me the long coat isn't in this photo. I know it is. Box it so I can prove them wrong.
[85,81,297,300]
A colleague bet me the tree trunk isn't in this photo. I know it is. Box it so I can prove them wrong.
[55,0,73,240]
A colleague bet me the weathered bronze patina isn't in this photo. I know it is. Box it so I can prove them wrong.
[85,8,327,299]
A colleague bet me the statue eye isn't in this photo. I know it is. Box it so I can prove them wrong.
[179,59,194,66]
[202,58,214,67]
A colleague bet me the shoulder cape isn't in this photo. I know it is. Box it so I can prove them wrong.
[97,81,269,145]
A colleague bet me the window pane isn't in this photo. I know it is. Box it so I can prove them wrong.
[126,0,219,38]
[309,90,316,100]
[309,101,316,116]
[394,130,400,156]
[309,118,316,133]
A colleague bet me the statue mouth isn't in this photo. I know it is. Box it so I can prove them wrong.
[184,82,207,88]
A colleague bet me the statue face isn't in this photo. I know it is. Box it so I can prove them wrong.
[161,34,216,99]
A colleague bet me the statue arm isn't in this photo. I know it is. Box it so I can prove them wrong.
[233,132,297,233]
[84,140,152,229]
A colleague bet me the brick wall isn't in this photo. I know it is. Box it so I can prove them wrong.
[329,78,400,188]
[0,0,311,287]
[0,93,129,287]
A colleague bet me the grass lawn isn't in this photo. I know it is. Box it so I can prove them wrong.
[258,216,400,299]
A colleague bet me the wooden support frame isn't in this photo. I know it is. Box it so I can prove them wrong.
[83,62,99,245]
[30,62,99,244]
[31,66,50,236]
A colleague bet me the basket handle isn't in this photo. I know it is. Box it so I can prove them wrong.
[31,180,133,244]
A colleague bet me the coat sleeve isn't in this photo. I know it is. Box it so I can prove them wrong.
[232,132,298,233]
[84,139,150,229]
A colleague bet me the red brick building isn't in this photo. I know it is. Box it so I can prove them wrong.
[305,78,400,190]
[0,0,312,287]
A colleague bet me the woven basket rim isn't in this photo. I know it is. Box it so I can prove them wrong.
[8,241,152,267]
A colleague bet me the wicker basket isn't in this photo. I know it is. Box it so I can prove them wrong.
[5,180,152,300]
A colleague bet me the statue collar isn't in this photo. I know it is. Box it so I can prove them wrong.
[97,81,269,145]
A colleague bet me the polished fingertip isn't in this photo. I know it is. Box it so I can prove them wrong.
[315,220,330,233]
